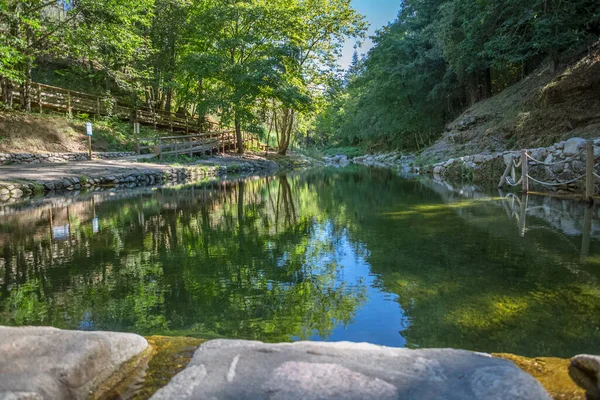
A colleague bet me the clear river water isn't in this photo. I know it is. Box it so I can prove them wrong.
[1,166,600,358]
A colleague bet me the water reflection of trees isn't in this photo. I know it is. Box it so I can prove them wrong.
[306,168,600,357]
[3,167,600,357]
[0,176,366,342]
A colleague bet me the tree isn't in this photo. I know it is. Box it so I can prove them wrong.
[183,0,299,153]
[272,0,366,155]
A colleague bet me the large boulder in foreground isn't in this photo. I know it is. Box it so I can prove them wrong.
[0,326,148,399]
[151,340,551,400]
[570,354,600,399]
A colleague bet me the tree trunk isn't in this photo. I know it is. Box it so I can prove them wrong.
[165,88,172,113]
[235,112,243,154]
[482,68,492,99]
[2,78,14,107]
[466,73,479,105]
[23,62,32,112]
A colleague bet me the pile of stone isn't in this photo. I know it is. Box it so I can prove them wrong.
[323,154,350,166]
[0,151,136,165]
[353,152,418,173]
[427,137,600,193]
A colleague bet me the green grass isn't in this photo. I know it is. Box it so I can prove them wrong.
[72,113,163,152]
[296,147,325,161]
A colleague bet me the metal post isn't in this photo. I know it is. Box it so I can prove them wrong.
[521,149,529,193]
[88,135,92,160]
[586,140,594,199]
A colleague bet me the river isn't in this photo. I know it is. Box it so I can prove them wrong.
[1,166,599,358]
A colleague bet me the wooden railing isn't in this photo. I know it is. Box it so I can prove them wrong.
[138,131,269,159]
[5,81,217,134]
[4,81,274,156]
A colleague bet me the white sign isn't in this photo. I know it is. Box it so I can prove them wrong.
[86,122,93,136]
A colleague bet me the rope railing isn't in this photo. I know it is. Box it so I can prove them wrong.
[525,148,586,166]
[505,176,523,187]
[498,140,598,199]
[526,173,587,187]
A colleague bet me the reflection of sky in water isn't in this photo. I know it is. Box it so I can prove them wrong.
[290,222,406,347]
[2,169,600,358]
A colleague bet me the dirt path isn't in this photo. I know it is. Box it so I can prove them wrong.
[0,152,291,184]
[0,159,174,183]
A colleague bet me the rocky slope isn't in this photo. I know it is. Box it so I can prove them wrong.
[420,45,600,164]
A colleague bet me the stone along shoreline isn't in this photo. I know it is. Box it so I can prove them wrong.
[5,325,592,400]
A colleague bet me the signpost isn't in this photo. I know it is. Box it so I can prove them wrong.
[86,122,93,160]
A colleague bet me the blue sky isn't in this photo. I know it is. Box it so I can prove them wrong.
[339,0,400,69]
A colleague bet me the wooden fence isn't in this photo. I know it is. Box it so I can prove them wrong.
[3,80,275,156]
[498,140,599,200]
[4,81,216,134]
[138,131,268,159]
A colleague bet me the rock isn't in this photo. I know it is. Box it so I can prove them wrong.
[570,354,600,399]
[456,116,478,131]
[10,189,23,199]
[151,340,551,400]
[563,138,587,157]
[0,326,148,400]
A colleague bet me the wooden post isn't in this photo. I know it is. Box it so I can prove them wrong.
[37,83,42,113]
[581,205,592,259]
[158,137,162,160]
[137,137,141,155]
[189,136,193,157]
[186,116,189,135]
[519,194,528,237]
[67,90,72,116]
[498,161,511,189]
[521,149,529,193]
[586,139,594,199]
[170,113,174,132]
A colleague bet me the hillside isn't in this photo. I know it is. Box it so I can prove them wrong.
[0,112,152,154]
[420,46,600,163]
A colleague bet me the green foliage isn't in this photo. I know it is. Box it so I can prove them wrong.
[314,0,600,152]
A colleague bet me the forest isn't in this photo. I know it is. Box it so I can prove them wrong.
[1,0,599,154]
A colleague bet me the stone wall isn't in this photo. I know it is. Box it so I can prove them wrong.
[0,151,136,165]
[0,166,222,202]
[427,137,600,194]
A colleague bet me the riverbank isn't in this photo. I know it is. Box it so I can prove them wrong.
[0,151,317,203]
[325,135,600,196]
[0,325,592,400]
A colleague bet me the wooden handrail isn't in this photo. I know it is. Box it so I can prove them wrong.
[4,80,268,155]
